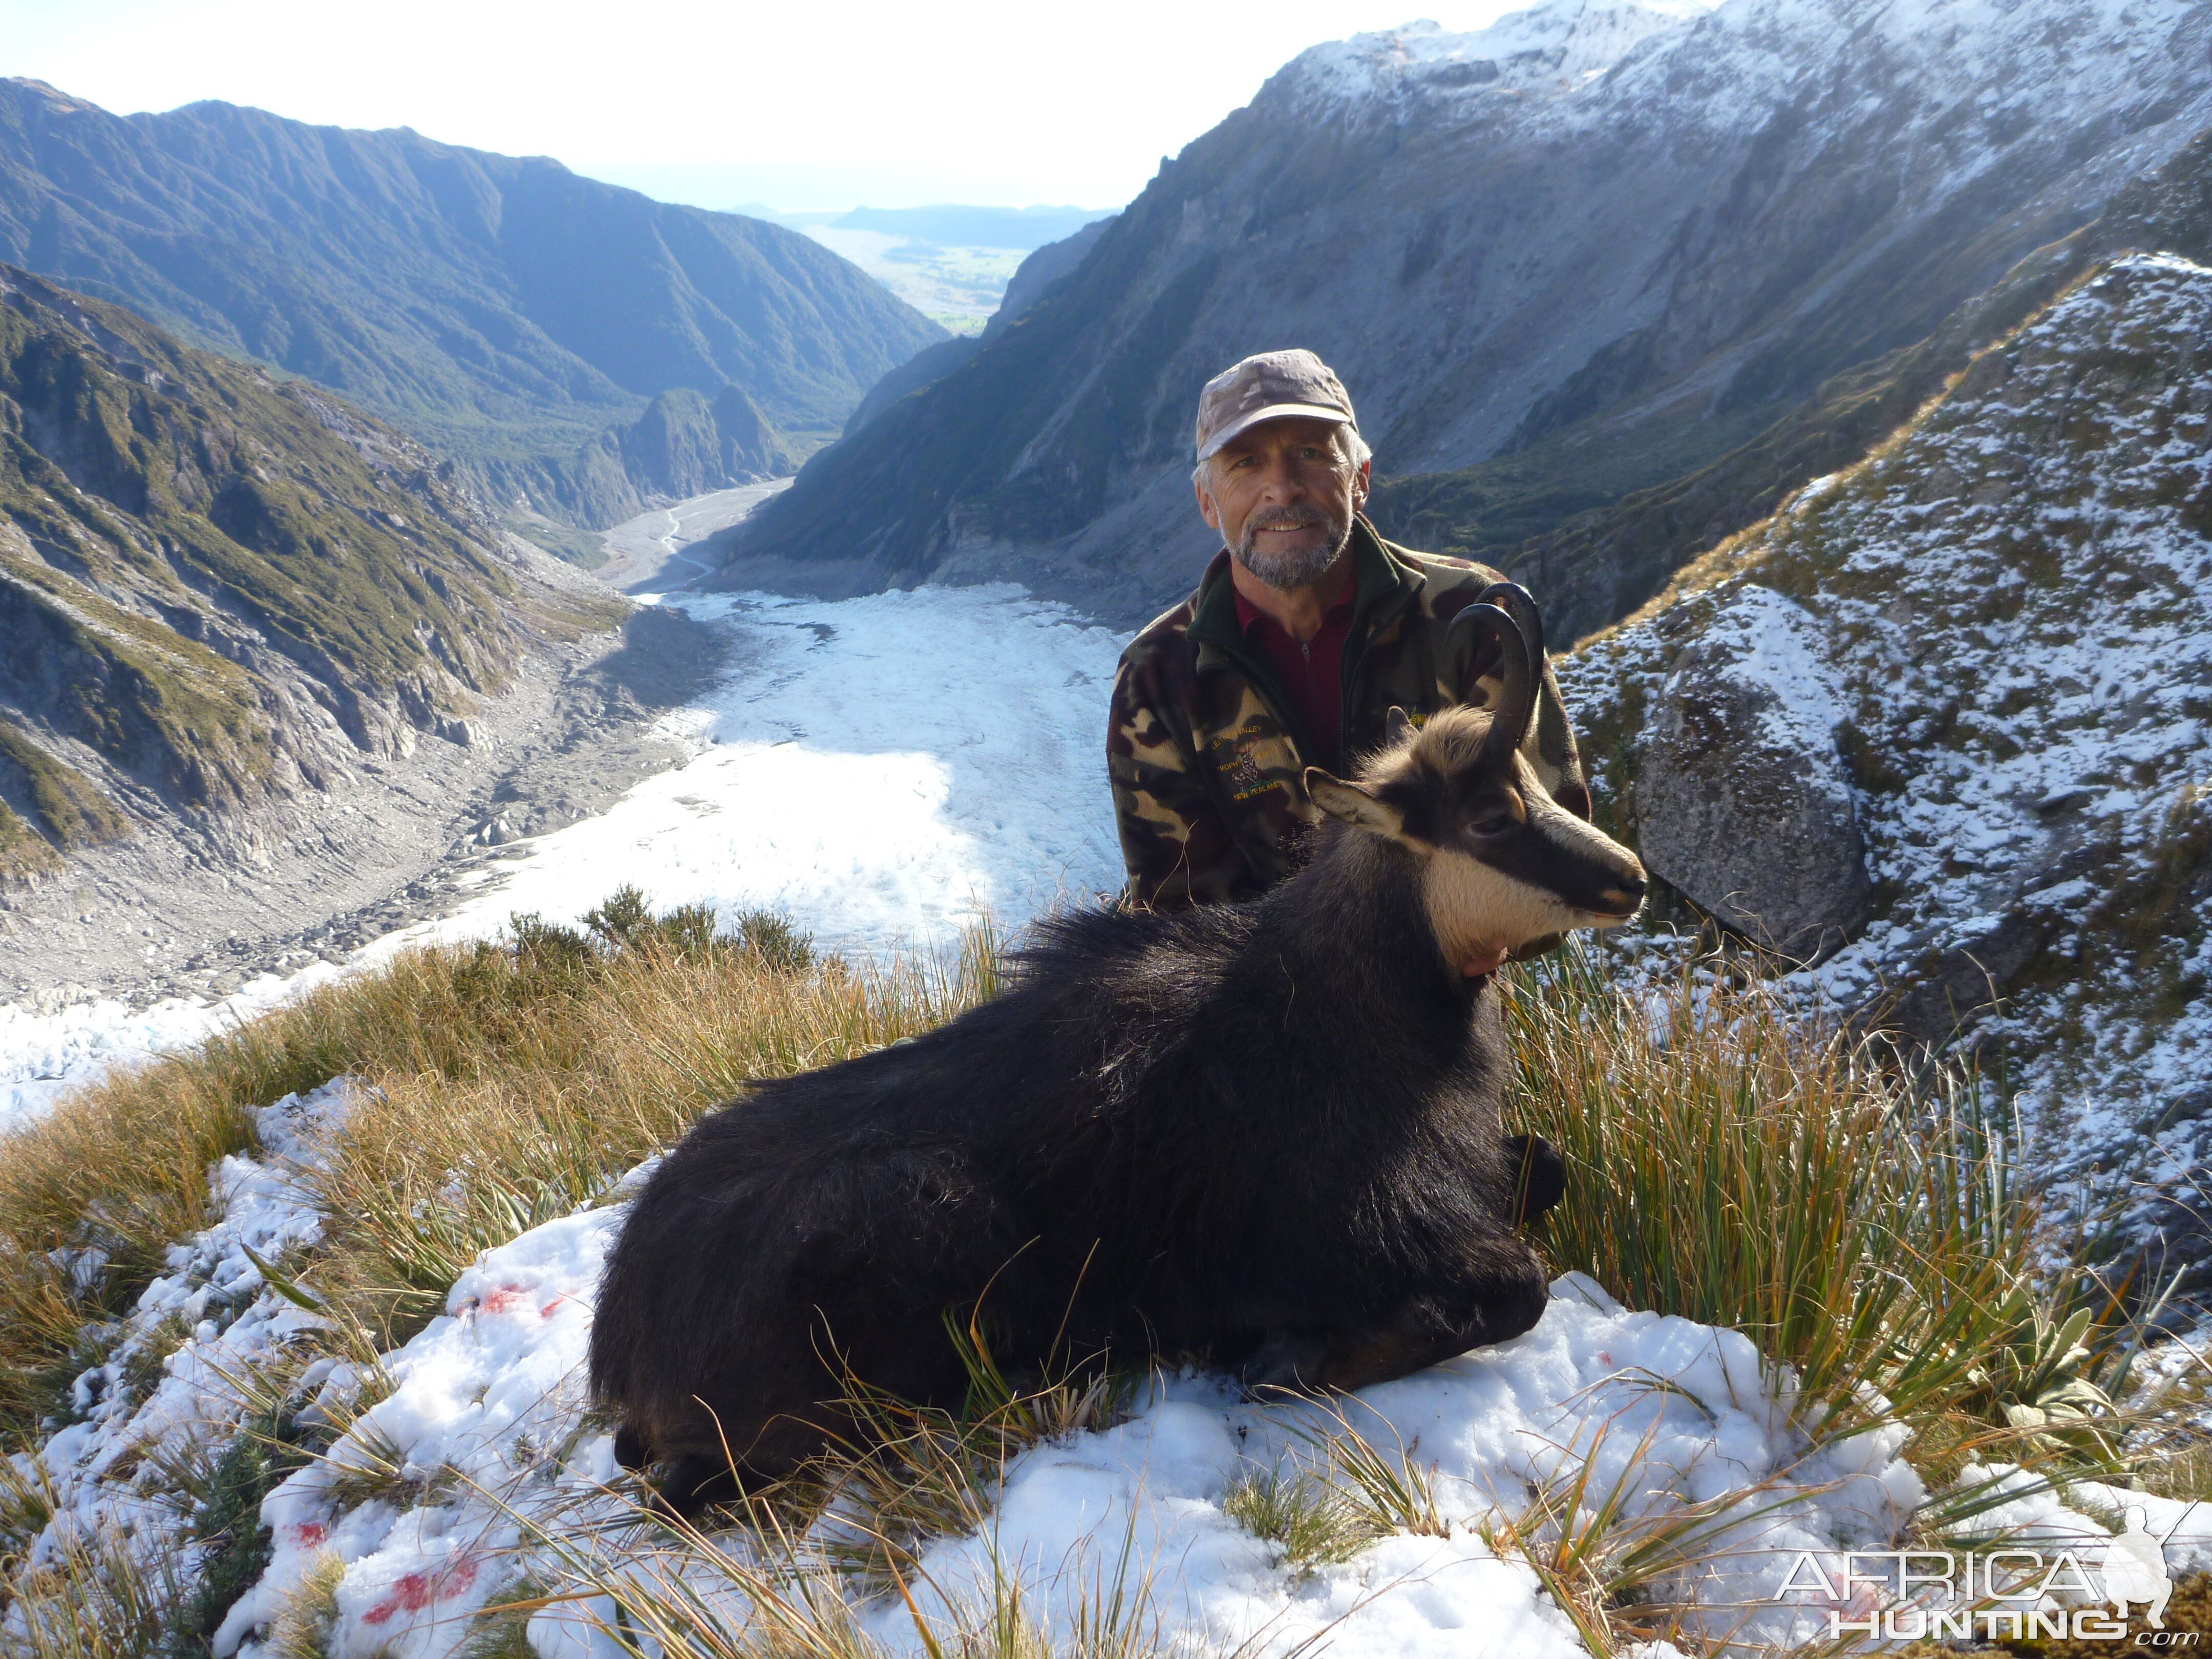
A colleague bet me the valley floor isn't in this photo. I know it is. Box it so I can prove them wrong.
[0,505,1130,1125]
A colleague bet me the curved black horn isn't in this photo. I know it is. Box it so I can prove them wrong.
[1474,580,1545,670]
[1447,601,1535,768]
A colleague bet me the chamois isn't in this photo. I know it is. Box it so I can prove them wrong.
[589,586,1647,1515]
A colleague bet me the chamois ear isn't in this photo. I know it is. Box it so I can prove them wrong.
[1384,706,1415,746]
[1305,768,1405,837]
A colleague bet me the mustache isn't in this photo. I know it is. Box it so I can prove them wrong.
[1240,504,1329,536]
[1231,501,1352,589]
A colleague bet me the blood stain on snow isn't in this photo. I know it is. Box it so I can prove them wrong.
[360,1557,478,1626]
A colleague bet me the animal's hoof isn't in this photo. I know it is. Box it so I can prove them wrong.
[1237,1332,1329,1396]
[652,1453,742,1520]
[1507,1133,1566,1225]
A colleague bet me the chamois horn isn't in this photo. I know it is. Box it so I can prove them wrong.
[1475,580,1545,671]
[1447,600,1536,769]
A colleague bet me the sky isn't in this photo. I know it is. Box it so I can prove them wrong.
[0,0,1522,212]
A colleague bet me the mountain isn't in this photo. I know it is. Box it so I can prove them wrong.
[1380,125,2212,644]
[840,215,1120,439]
[0,263,616,880]
[1557,251,2212,1234]
[706,0,2212,623]
[0,79,945,527]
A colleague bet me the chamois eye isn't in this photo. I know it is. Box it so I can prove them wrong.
[1467,812,1516,838]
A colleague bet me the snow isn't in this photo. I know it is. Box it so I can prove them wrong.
[1284,0,1715,111]
[8,1079,2198,1658]
[205,1218,1930,1659]
[0,965,345,1132]
[0,582,1130,1131]
[4,1081,350,1642]
[367,584,1128,962]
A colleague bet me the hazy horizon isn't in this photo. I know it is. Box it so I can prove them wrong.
[0,0,1524,212]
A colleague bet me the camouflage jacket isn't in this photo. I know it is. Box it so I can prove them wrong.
[1107,518,1592,910]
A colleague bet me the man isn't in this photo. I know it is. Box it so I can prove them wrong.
[1108,348,1592,911]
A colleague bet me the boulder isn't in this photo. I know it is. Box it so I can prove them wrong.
[1633,589,1871,963]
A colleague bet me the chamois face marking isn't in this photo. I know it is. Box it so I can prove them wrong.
[1306,702,1647,977]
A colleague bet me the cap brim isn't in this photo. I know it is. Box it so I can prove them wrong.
[1197,401,1355,461]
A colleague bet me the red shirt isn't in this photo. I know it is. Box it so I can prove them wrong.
[1232,580,1358,772]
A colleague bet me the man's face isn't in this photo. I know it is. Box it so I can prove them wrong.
[1195,417,1371,590]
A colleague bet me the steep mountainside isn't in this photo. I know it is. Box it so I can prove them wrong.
[0,79,944,526]
[1384,125,2212,643]
[1559,254,2212,1231]
[0,264,618,880]
[711,0,2212,622]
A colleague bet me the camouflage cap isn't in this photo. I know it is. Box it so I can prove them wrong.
[1194,349,1357,462]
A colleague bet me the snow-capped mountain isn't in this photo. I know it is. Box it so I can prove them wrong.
[713,0,2212,628]
[1561,252,2212,1247]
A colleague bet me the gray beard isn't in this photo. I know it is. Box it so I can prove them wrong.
[1230,507,1353,590]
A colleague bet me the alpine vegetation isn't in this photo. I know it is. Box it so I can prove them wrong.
[589,597,1648,1513]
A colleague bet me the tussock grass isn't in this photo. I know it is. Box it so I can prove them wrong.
[0,1525,181,1659]
[1221,1467,1374,1572]
[1507,941,2146,1483]
[0,892,993,1440]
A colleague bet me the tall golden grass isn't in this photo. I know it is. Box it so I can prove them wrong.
[1506,943,2148,1486]
[0,906,999,1438]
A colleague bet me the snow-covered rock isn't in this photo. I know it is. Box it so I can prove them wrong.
[1634,585,1872,961]
[1563,251,2212,1216]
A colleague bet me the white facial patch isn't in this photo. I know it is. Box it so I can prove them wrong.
[1418,850,1582,961]
[1415,756,1647,955]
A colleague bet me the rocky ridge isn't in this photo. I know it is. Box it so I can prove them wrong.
[1559,253,2212,1226]
[0,263,624,893]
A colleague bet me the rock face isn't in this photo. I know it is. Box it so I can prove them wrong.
[1561,253,2212,1182]
[0,78,944,526]
[1401,125,2212,646]
[0,263,618,879]
[980,217,1116,343]
[1634,589,1870,962]
[713,0,2212,625]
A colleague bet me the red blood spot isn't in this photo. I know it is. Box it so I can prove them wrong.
[290,1520,328,1547]
[359,1557,478,1626]
[477,1284,531,1316]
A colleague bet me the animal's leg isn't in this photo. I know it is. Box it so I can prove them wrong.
[1504,1133,1566,1225]
[656,1453,741,1518]
[1236,1331,1332,1395]
[1308,1237,1550,1392]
